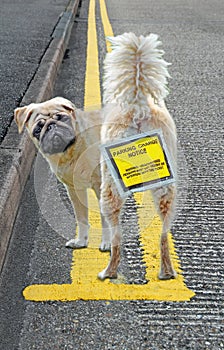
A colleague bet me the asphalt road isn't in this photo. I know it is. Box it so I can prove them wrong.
[0,0,71,143]
[0,0,223,349]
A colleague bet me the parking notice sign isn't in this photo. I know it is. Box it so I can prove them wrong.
[101,130,175,196]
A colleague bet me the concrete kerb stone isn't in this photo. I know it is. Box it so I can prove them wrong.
[0,0,80,273]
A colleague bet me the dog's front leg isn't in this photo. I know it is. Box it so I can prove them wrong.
[98,176,123,280]
[92,182,111,252]
[65,185,89,249]
[99,215,112,252]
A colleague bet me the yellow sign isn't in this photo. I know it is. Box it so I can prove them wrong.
[101,130,175,196]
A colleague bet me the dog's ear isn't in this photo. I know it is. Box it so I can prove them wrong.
[14,106,33,133]
[62,103,77,120]
[54,97,76,119]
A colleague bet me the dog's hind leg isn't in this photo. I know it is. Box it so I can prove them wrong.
[98,226,121,280]
[98,170,123,280]
[152,185,177,280]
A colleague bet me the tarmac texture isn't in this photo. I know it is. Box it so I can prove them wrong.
[0,0,223,349]
[0,0,80,271]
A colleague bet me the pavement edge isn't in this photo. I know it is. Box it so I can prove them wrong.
[0,0,80,273]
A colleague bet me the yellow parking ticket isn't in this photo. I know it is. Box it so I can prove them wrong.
[100,130,175,196]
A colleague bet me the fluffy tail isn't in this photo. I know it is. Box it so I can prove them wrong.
[103,33,170,123]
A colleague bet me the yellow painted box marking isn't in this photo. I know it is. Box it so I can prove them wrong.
[24,190,194,301]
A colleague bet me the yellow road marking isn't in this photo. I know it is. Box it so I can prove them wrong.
[23,0,195,302]
[99,0,113,52]
[84,0,101,110]
[24,190,193,301]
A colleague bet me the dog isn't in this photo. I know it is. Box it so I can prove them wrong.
[14,97,111,252]
[98,33,177,281]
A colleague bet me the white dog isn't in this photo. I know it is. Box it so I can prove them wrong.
[98,33,177,281]
[14,98,111,252]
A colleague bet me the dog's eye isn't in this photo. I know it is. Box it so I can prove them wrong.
[33,121,44,140]
[54,113,68,122]
[55,114,63,121]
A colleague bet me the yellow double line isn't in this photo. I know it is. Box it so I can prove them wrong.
[84,0,113,110]
[23,0,194,301]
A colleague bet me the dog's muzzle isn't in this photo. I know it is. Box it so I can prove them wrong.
[39,119,75,155]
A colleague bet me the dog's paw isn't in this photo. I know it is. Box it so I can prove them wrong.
[98,268,117,281]
[65,238,88,249]
[159,268,177,280]
[99,241,111,252]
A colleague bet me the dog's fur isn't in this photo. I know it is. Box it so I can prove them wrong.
[98,33,177,280]
[14,97,111,252]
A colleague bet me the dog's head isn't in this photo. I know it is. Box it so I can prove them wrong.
[14,97,76,155]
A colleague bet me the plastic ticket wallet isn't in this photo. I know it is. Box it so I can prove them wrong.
[100,129,176,197]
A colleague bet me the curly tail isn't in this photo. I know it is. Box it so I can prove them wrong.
[103,33,170,124]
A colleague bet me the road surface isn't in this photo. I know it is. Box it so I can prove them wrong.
[0,0,223,349]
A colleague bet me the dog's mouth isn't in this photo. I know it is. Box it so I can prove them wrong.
[62,137,76,152]
[32,113,76,155]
